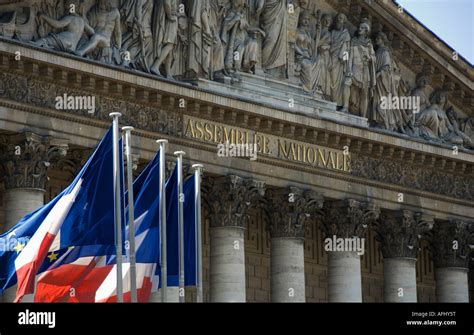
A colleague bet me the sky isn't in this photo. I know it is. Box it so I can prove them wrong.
[396,0,474,64]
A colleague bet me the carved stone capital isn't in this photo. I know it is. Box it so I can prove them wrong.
[265,187,324,239]
[205,175,265,229]
[322,199,380,238]
[0,132,68,190]
[54,147,92,178]
[374,209,434,259]
[429,220,474,268]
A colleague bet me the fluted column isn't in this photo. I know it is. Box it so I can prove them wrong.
[0,132,68,302]
[206,175,265,302]
[265,187,323,302]
[322,199,379,302]
[430,220,473,303]
[374,210,433,302]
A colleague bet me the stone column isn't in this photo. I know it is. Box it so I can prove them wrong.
[206,175,265,302]
[265,187,323,302]
[322,199,379,302]
[430,220,473,303]
[374,210,433,302]
[0,132,68,302]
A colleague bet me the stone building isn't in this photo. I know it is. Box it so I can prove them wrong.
[0,0,472,302]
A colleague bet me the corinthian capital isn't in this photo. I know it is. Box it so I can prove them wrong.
[374,209,433,259]
[206,175,265,228]
[429,220,474,268]
[265,187,324,239]
[322,199,380,238]
[0,132,68,190]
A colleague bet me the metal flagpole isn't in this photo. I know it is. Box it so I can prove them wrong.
[157,139,168,302]
[122,126,137,303]
[174,151,185,303]
[110,112,123,303]
[192,164,204,303]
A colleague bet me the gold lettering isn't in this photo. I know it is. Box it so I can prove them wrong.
[307,146,315,164]
[214,125,222,143]
[236,130,245,145]
[328,152,337,169]
[222,127,234,144]
[290,142,297,161]
[204,123,213,141]
[185,117,351,172]
[344,154,351,172]
[317,148,327,167]
[253,133,261,152]
[185,119,196,138]
[262,136,270,154]
[278,139,289,158]
[195,121,203,139]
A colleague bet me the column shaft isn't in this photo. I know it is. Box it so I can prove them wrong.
[383,258,417,302]
[4,189,44,231]
[210,227,246,302]
[436,268,469,303]
[430,220,472,303]
[2,189,44,302]
[328,251,362,302]
[271,238,305,302]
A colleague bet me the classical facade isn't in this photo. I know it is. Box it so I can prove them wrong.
[0,0,472,302]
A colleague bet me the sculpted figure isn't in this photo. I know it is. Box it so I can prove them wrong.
[295,11,317,93]
[405,73,431,129]
[207,0,226,79]
[260,0,288,77]
[345,19,376,117]
[150,0,178,78]
[314,14,332,99]
[463,118,474,140]
[35,0,94,53]
[253,0,265,17]
[76,0,122,63]
[171,4,188,77]
[37,0,63,37]
[371,32,406,133]
[221,0,248,79]
[0,1,38,42]
[121,0,154,72]
[188,0,225,80]
[329,13,350,109]
[242,28,265,73]
[446,107,474,149]
[187,0,208,78]
[415,90,463,145]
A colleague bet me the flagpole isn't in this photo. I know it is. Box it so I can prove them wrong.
[157,139,168,302]
[122,126,137,303]
[110,113,123,303]
[174,151,186,303]
[192,164,204,303]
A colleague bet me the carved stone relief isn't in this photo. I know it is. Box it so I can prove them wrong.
[0,0,472,148]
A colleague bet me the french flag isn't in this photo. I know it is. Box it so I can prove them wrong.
[0,128,122,302]
[34,149,162,302]
[95,151,199,302]
[93,151,163,302]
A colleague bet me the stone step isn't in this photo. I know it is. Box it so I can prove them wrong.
[198,74,368,128]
